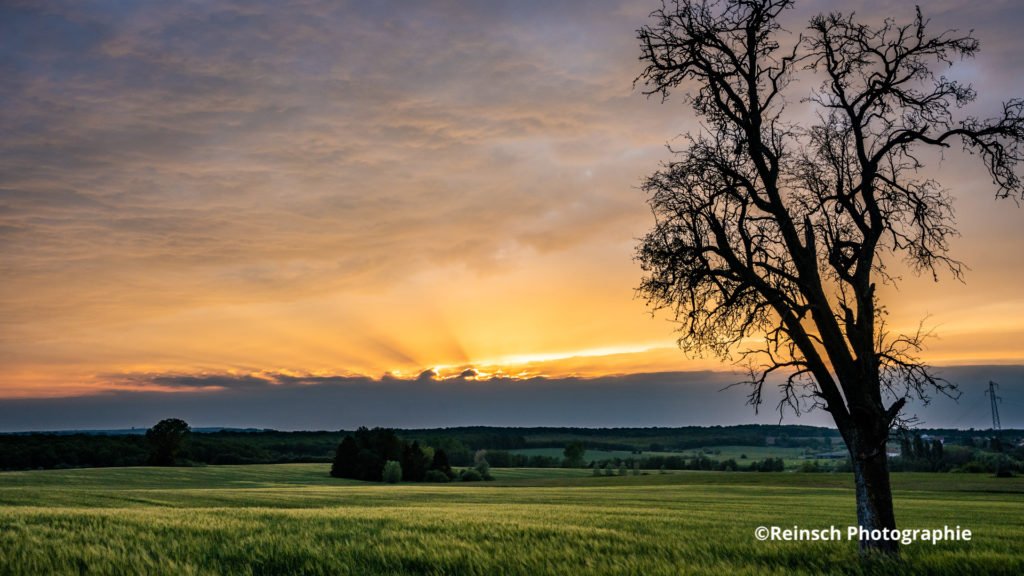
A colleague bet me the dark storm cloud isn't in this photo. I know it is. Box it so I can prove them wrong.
[1,366,1020,432]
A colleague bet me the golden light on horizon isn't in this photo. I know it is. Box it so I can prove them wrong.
[1,0,1024,405]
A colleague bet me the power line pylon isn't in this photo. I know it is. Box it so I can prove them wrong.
[986,381,1002,432]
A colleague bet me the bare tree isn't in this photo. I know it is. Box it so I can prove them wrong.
[635,0,1023,555]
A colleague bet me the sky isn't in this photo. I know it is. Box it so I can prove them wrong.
[1,0,1023,430]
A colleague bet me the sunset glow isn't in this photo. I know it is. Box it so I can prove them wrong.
[1,0,1023,425]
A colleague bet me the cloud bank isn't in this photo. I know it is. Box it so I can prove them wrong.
[1,366,1020,432]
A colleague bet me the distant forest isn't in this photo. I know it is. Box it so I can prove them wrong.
[0,424,1020,473]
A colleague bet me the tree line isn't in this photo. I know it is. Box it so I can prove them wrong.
[330,427,494,483]
[2,422,1019,473]
[0,424,836,470]
[610,455,787,473]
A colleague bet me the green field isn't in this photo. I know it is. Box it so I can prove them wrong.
[511,444,831,467]
[1,465,1022,575]
[509,447,681,460]
[511,445,815,458]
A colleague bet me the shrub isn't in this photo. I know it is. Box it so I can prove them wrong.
[473,449,488,466]
[424,470,450,483]
[474,459,493,481]
[799,461,823,473]
[460,468,483,482]
[382,460,402,484]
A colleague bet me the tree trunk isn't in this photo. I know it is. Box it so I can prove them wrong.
[849,435,899,556]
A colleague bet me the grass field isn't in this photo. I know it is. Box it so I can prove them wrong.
[1,464,1022,575]
[511,445,833,468]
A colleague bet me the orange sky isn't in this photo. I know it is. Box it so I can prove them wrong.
[2,0,1024,400]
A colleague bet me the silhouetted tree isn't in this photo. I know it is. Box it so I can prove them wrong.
[913,435,927,461]
[430,448,454,479]
[356,427,403,464]
[355,448,383,481]
[400,441,430,482]
[899,435,912,460]
[331,435,359,478]
[636,0,1023,555]
[330,429,459,482]
[563,441,587,467]
[146,418,190,466]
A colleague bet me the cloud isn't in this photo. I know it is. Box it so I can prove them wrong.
[1,0,1023,397]
[111,373,276,390]
[0,0,673,352]
[1,365,1020,432]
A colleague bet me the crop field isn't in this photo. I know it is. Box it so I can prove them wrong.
[510,445,832,468]
[1,464,1022,575]
[508,447,681,460]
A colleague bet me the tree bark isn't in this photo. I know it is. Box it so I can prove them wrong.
[848,432,899,555]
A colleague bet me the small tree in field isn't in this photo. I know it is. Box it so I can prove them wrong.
[146,418,190,466]
[563,441,587,467]
[636,0,1023,555]
[472,449,493,480]
[382,460,402,484]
